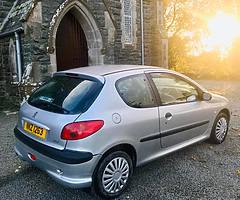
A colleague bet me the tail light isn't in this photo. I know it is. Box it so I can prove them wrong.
[61,120,104,140]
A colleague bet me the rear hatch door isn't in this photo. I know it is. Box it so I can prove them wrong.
[16,74,104,150]
[18,103,79,150]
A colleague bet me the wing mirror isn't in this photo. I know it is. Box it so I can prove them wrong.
[202,92,212,101]
[186,94,197,102]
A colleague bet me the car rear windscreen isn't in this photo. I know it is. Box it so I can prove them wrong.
[28,75,103,114]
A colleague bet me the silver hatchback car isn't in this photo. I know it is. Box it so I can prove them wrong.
[14,65,230,198]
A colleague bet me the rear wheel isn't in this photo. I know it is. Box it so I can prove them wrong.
[209,112,229,144]
[93,151,133,199]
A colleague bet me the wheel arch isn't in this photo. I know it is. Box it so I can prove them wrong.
[93,143,137,181]
[219,108,231,120]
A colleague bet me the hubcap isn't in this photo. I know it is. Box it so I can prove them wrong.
[102,157,129,193]
[215,117,228,141]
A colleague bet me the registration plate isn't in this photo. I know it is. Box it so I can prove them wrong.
[24,121,47,139]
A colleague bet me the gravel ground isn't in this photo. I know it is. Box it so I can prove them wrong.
[0,80,240,200]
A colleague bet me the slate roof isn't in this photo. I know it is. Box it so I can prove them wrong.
[0,0,36,33]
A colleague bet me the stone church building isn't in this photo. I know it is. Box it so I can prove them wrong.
[0,0,167,109]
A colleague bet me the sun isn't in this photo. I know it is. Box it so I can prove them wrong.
[201,11,240,56]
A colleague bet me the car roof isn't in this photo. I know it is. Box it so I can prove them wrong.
[54,65,206,92]
[56,65,168,77]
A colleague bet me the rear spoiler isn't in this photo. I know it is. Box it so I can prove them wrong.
[54,72,105,84]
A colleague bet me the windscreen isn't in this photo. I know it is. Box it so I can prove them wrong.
[28,75,103,114]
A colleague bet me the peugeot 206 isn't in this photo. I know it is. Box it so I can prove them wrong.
[14,65,230,198]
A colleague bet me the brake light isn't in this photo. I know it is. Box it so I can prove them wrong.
[61,120,104,140]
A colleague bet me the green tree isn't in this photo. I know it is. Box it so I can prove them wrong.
[162,0,193,71]
[163,0,240,79]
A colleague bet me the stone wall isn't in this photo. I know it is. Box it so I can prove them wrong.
[44,0,142,65]
[143,0,152,65]
[32,0,110,80]
[0,36,20,110]
[25,0,148,81]
[0,37,9,110]
[112,0,142,65]
[0,0,14,110]
[150,0,163,67]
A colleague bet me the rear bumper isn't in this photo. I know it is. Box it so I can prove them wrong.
[14,128,93,164]
[14,129,101,188]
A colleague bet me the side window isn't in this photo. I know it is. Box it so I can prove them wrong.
[116,74,156,108]
[151,73,199,105]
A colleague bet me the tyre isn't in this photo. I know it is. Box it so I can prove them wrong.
[209,112,229,144]
[93,151,133,199]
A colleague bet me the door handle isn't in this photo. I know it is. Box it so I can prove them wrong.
[165,112,173,120]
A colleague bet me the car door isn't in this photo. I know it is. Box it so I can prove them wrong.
[148,72,212,148]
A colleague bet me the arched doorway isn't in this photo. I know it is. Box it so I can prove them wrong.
[56,11,88,71]
[48,0,104,73]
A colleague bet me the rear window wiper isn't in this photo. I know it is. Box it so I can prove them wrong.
[45,102,70,114]
[30,100,70,114]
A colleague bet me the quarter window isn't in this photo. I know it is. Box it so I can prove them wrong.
[151,73,199,105]
[116,74,156,108]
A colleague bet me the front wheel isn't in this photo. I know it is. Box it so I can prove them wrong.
[209,112,229,144]
[93,151,133,199]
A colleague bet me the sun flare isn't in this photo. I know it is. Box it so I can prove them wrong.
[201,12,240,56]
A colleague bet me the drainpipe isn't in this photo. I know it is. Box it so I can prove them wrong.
[0,27,24,82]
[15,32,22,82]
[140,0,145,65]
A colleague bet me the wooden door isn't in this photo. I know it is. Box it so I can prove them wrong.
[56,12,88,71]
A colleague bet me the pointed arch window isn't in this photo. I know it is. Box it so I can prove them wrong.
[122,0,133,44]
[8,39,18,82]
